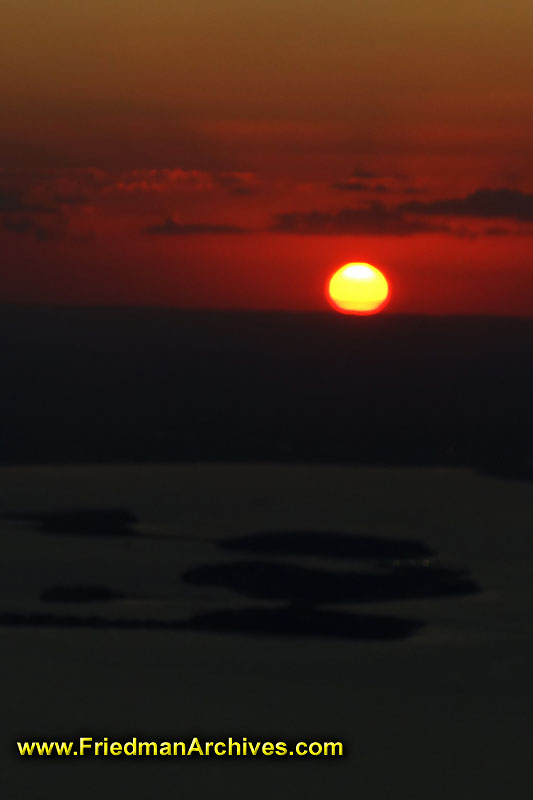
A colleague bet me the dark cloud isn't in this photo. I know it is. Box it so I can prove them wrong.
[1,186,67,239]
[3,216,35,234]
[484,225,514,236]
[351,168,409,181]
[3,217,35,233]
[2,215,55,240]
[226,186,254,196]
[332,180,388,193]
[0,189,53,214]
[0,191,28,213]
[334,170,417,195]
[402,186,426,196]
[332,180,367,192]
[145,217,249,235]
[215,172,260,196]
[54,193,90,205]
[272,203,446,236]
[351,168,377,179]
[401,188,533,222]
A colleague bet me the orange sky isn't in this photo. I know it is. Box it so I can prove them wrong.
[2,0,533,313]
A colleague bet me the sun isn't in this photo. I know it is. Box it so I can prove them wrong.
[327,262,390,315]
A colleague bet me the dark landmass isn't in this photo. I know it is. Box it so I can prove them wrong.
[182,560,480,603]
[218,531,435,559]
[184,607,425,640]
[1,305,533,475]
[0,612,188,630]
[0,609,424,640]
[0,608,426,641]
[4,508,138,536]
[41,585,125,603]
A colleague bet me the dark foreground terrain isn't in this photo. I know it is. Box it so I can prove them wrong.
[2,463,532,799]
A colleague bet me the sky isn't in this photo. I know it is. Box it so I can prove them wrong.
[2,0,533,313]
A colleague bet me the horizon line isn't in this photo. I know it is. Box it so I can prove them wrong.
[1,302,533,320]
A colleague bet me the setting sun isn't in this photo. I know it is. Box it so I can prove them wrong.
[327,262,390,315]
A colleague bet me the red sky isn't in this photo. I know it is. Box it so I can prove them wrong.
[2,0,533,313]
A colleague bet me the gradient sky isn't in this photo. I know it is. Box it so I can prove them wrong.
[2,0,533,313]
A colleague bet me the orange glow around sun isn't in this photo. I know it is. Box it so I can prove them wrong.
[327,262,390,315]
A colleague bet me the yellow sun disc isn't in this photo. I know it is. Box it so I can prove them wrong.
[327,262,390,314]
